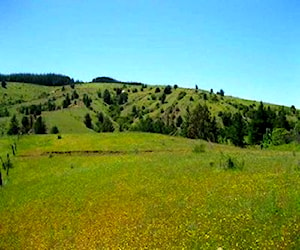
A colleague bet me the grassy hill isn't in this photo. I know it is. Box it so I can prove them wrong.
[0,81,298,140]
[0,133,300,248]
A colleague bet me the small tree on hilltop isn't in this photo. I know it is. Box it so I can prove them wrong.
[164,85,172,95]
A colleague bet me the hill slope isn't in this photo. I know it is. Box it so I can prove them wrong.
[0,81,299,146]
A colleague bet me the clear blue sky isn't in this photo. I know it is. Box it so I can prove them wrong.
[1,0,299,107]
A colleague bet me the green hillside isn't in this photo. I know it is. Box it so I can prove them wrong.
[1,81,299,148]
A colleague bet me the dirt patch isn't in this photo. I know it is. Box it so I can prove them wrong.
[18,149,155,157]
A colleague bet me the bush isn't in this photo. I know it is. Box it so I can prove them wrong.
[220,155,244,170]
[50,126,59,134]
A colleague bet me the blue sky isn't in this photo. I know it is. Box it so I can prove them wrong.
[1,0,299,107]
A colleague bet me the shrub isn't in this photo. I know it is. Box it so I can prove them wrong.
[220,155,244,170]
[177,91,186,101]
[50,126,59,134]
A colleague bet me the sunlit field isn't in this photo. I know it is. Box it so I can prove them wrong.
[1,133,300,249]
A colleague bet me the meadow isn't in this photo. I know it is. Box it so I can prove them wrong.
[1,132,300,249]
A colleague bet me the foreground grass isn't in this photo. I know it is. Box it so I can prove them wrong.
[0,133,300,249]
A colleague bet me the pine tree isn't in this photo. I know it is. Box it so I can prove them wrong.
[103,89,112,105]
[84,113,92,129]
[7,115,20,135]
[33,116,47,134]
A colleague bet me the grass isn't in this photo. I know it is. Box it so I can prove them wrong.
[0,132,300,248]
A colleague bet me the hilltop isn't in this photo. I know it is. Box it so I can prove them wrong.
[0,77,299,147]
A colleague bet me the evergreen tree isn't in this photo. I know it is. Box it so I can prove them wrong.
[50,126,59,134]
[274,107,290,130]
[33,116,47,134]
[7,115,20,135]
[248,102,271,145]
[160,93,166,104]
[71,90,79,100]
[164,85,172,95]
[83,94,92,107]
[176,115,183,128]
[102,117,114,132]
[1,80,7,88]
[84,113,92,129]
[21,116,31,134]
[103,89,112,104]
[231,113,246,147]
[62,94,71,108]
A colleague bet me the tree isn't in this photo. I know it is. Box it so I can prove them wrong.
[160,93,166,104]
[34,116,47,134]
[174,84,178,90]
[7,115,20,135]
[164,85,172,95]
[71,90,79,100]
[176,115,183,128]
[102,117,114,132]
[231,113,246,147]
[0,154,13,176]
[185,104,217,141]
[1,80,7,88]
[274,107,290,130]
[62,94,71,108]
[83,94,92,107]
[219,89,225,96]
[155,87,160,93]
[117,92,128,105]
[21,116,31,134]
[84,113,92,129]
[291,105,297,115]
[50,126,59,134]
[103,89,112,104]
[248,102,272,145]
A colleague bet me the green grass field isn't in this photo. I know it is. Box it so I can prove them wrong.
[1,132,300,249]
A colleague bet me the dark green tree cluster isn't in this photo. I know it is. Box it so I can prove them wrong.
[19,104,42,116]
[132,117,175,135]
[95,112,114,132]
[62,94,71,108]
[7,114,47,135]
[83,94,92,108]
[92,76,143,86]
[219,112,246,147]
[0,73,74,86]
[182,104,218,142]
